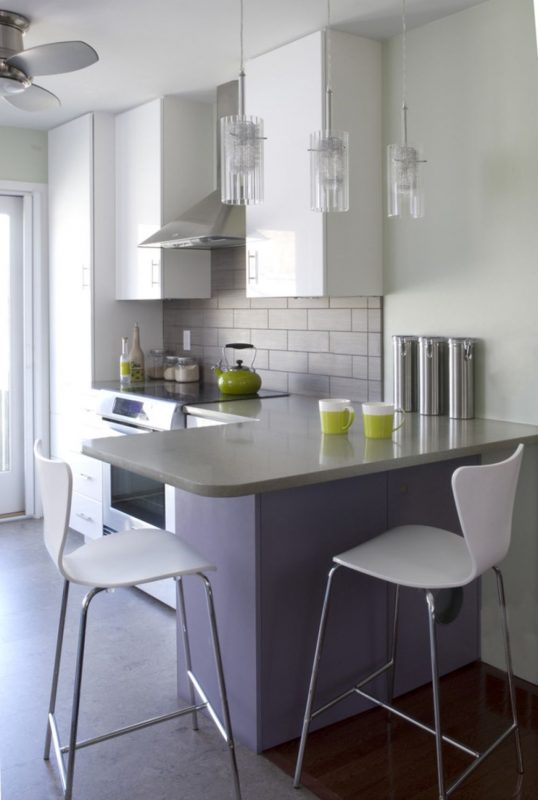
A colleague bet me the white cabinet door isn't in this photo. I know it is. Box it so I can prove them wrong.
[115,97,212,300]
[246,30,382,298]
[246,32,324,298]
[116,99,163,300]
[49,114,93,414]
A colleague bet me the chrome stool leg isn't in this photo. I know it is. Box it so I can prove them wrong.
[200,574,242,800]
[44,579,70,759]
[294,564,340,789]
[176,577,199,731]
[494,567,524,774]
[387,584,400,705]
[65,587,104,800]
[426,590,446,800]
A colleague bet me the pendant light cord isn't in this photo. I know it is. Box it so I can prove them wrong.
[401,0,408,144]
[325,0,333,129]
[240,0,245,75]
[239,0,245,115]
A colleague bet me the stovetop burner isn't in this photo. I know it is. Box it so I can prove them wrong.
[94,380,288,405]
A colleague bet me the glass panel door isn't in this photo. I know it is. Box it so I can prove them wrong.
[0,195,24,516]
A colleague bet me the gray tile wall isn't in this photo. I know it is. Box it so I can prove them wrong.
[163,248,383,401]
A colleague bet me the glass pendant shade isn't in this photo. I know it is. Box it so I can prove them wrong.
[310,129,349,212]
[387,142,424,219]
[220,114,264,205]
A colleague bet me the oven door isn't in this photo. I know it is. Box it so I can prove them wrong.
[101,421,166,532]
[98,420,177,609]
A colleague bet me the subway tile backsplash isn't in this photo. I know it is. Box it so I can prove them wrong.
[163,248,383,401]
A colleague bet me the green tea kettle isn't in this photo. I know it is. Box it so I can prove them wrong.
[213,343,262,395]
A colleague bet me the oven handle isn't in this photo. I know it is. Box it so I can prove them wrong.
[101,419,153,436]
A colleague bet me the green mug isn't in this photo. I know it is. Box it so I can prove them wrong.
[319,399,355,435]
[362,402,405,439]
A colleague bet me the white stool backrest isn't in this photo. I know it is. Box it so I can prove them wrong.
[452,444,524,580]
[34,440,72,576]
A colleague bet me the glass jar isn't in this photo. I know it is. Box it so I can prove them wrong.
[147,348,169,380]
[175,356,199,383]
[163,356,179,382]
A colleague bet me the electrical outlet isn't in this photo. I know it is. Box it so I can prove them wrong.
[183,329,191,351]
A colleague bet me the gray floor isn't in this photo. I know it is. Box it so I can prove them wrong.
[0,519,314,800]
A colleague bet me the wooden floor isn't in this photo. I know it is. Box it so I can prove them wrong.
[265,661,538,799]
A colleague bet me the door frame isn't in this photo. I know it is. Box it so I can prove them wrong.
[0,180,48,519]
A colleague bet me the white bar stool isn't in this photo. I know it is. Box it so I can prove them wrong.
[34,441,242,800]
[294,444,525,799]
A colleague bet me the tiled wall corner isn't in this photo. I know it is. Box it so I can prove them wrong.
[163,247,383,401]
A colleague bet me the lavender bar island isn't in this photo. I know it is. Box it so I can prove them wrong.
[83,395,538,752]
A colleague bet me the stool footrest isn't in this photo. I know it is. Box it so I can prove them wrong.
[446,722,518,797]
[311,659,394,720]
[57,702,208,755]
[355,688,480,759]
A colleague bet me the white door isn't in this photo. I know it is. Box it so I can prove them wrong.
[0,195,24,515]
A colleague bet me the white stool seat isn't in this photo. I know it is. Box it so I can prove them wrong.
[334,525,473,590]
[62,529,216,589]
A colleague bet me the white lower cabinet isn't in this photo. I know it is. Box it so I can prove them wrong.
[70,494,102,541]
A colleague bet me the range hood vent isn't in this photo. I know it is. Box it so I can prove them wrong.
[139,81,245,251]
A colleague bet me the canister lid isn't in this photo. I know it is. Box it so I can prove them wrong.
[448,337,477,346]
[392,335,418,342]
[418,336,448,343]
[176,356,197,365]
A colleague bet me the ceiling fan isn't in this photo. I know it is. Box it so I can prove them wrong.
[0,9,98,112]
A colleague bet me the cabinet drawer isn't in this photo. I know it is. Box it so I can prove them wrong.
[69,453,103,501]
[70,493,102,539]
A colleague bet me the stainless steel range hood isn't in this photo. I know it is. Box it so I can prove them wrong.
[139,81,245,251]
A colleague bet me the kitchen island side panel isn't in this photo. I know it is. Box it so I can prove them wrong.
[172,490,261,750]
[258,473,389,750]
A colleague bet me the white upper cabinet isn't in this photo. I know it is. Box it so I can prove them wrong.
[115,97,214,300]
[246,30,382,298]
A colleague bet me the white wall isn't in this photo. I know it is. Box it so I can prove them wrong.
[0,128,47,183]
[383,0,538,681]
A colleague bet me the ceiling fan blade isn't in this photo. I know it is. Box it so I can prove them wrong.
[4,83,60,112]
[6,41,98,77]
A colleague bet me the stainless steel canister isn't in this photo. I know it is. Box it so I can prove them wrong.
[418,336,447,415]
[392,335,418,411]
[448,338,476,419]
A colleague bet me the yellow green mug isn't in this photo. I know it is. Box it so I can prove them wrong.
[319,399,355,435]
[362,402,405,439]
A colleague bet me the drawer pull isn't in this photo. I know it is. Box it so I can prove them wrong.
[78,473,93,480]
[76,512,94,522]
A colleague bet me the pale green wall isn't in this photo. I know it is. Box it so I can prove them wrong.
[0,127,47,183]
[383,0,538,682]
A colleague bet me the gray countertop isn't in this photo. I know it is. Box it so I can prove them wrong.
[83,395,538,497]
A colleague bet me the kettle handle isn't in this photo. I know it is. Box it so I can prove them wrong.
[223,342,257,370]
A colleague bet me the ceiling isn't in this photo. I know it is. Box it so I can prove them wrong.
[0,0,488,131]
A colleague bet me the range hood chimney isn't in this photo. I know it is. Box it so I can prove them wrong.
[139,81,245,250]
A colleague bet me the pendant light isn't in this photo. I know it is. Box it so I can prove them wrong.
[387,0,426,219]
[310,0,349,212]
[221,0,265,205]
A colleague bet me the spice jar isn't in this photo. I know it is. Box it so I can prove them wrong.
[163,356,179,381]
[175,357,199,383]
[147,349,169,380]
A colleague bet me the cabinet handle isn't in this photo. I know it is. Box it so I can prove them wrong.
[151,259,160,287]
[247,251,258,283]
[76,512,94,522]
[78,473,93,481]
[81,264,90,289]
